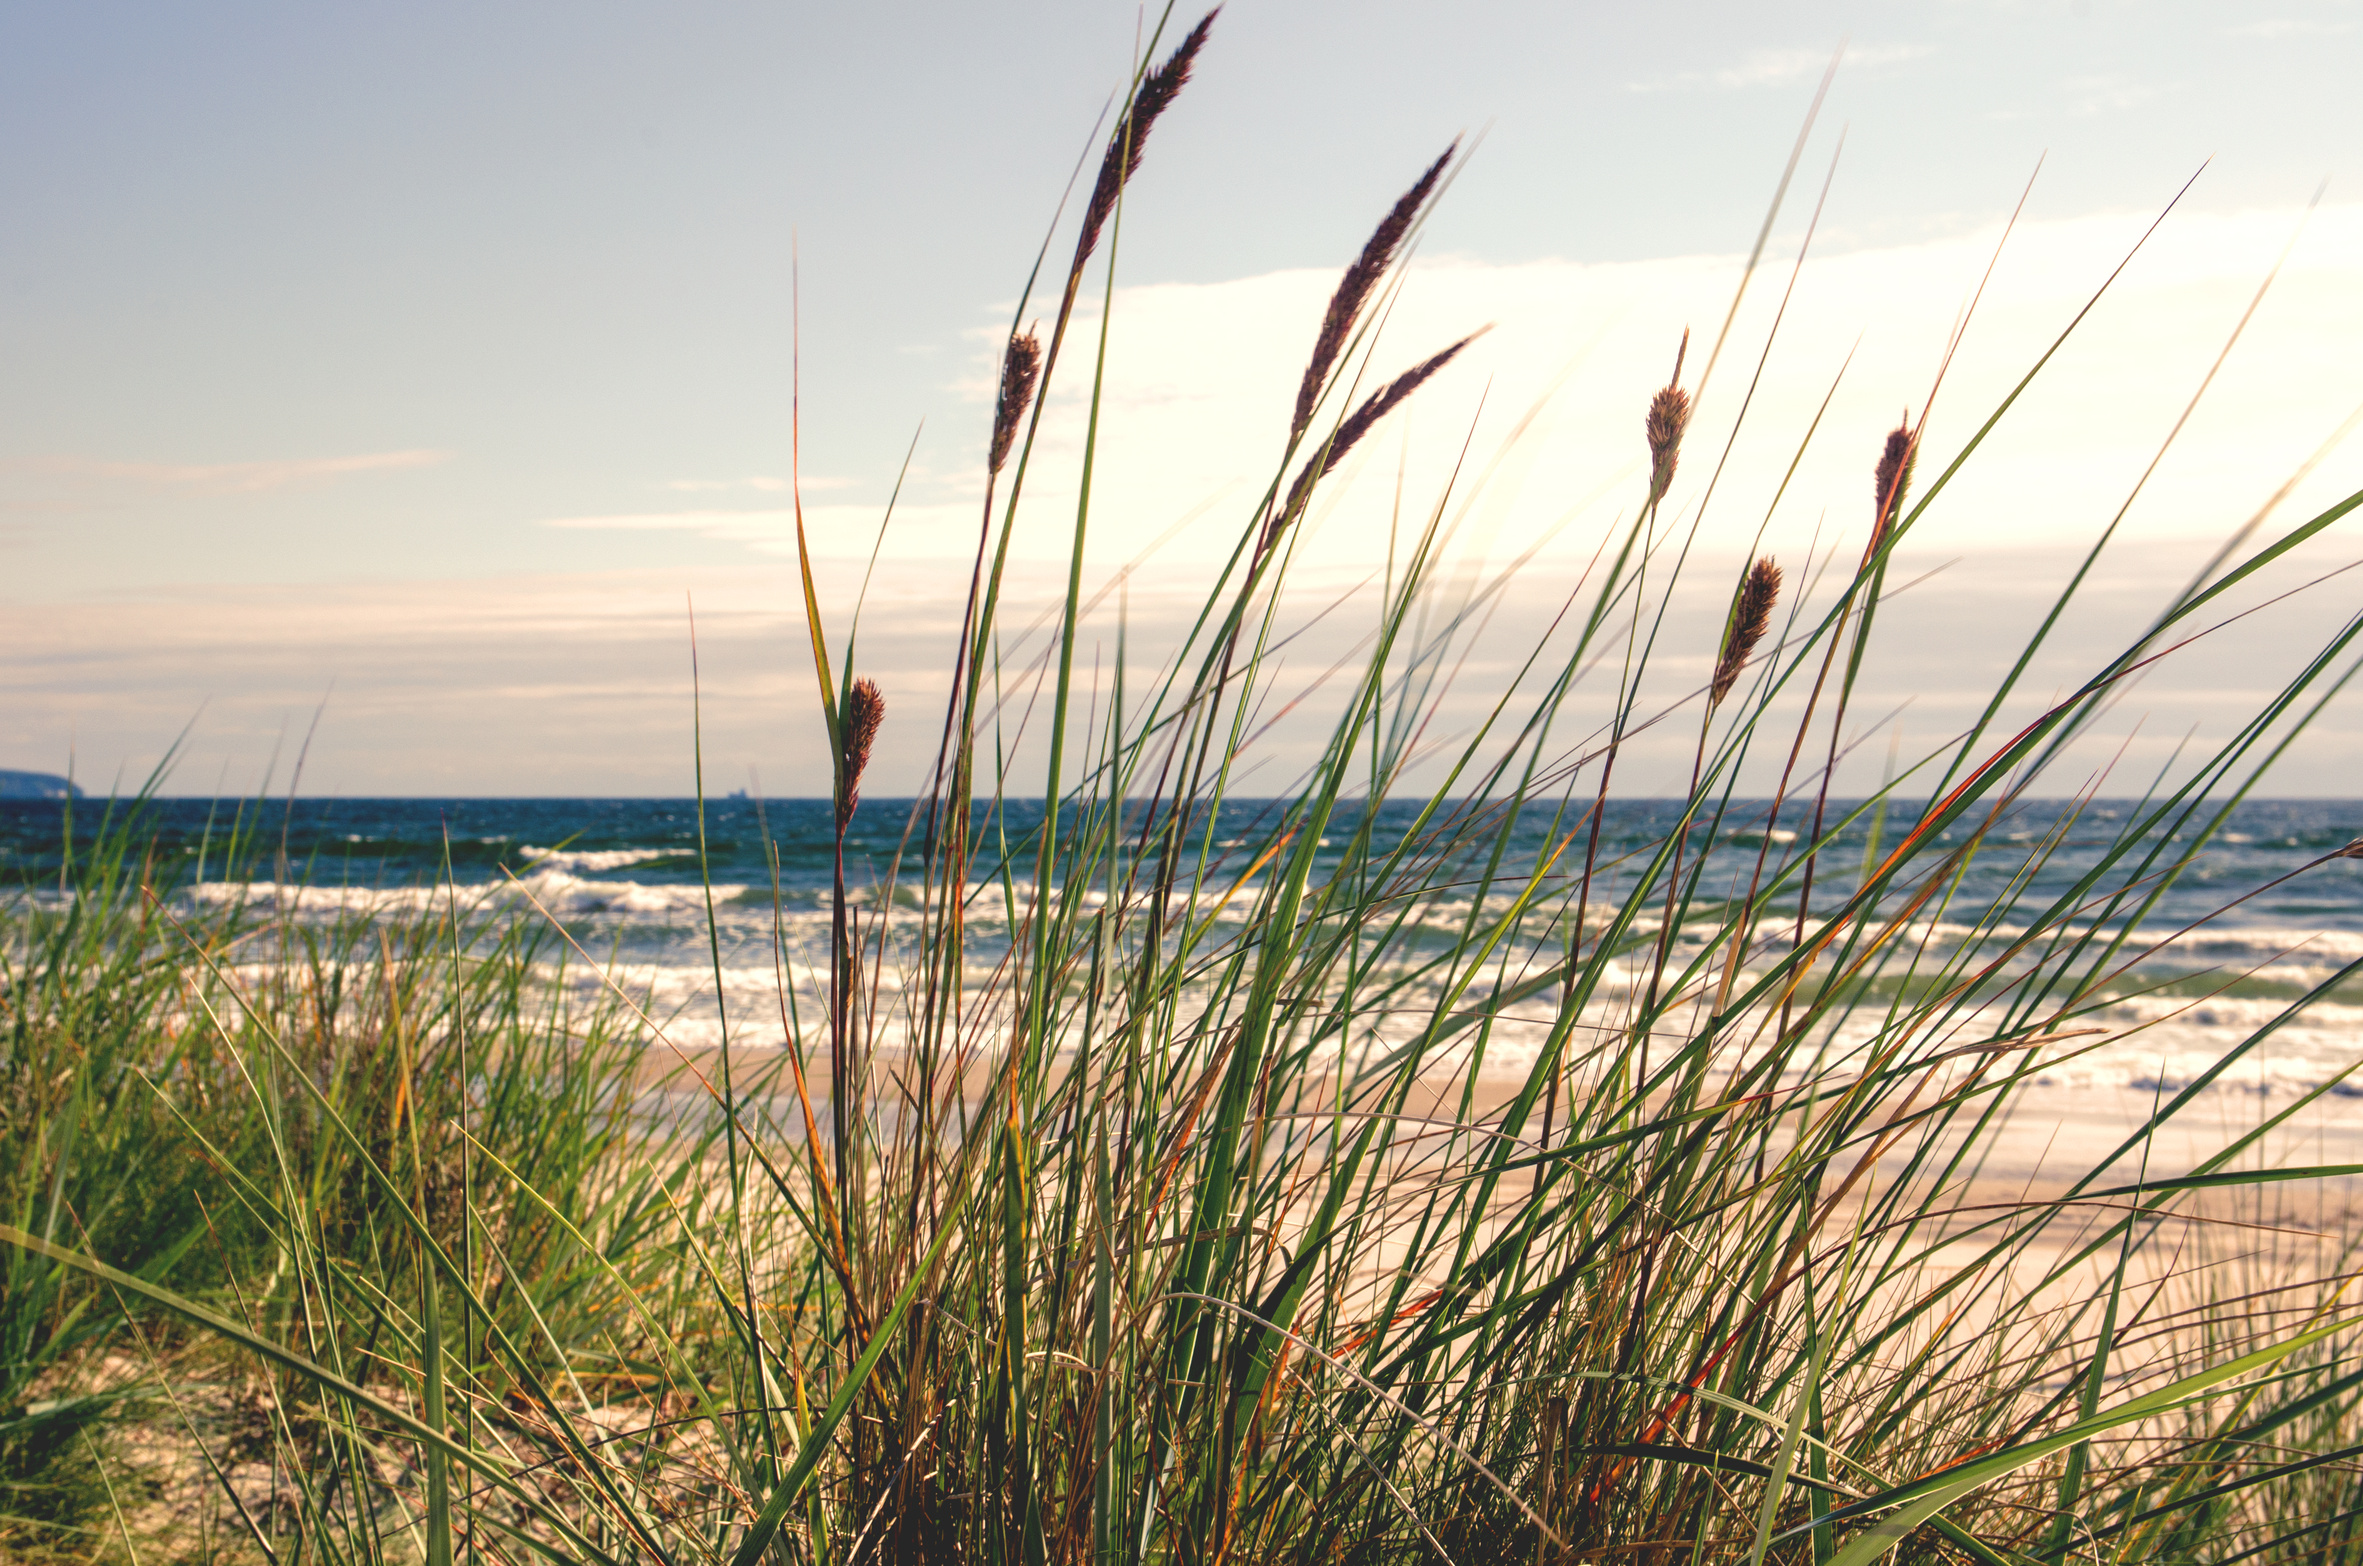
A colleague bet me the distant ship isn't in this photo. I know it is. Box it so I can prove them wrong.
[0,771,85,801]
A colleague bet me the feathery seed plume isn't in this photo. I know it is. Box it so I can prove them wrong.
[1873,418,1918,539]
[1645,330,1692,509]
[838,678,885,829]
[1278,329,1487,526]
[1070,11,1217,281]
[989,331,1042,476]
[1711,557,1781,707]
[1292,141,1458,439]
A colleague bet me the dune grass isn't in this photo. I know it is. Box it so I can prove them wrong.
[10,10,2363,1562]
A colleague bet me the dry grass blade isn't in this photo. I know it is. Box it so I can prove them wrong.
[1292,141,1458,439]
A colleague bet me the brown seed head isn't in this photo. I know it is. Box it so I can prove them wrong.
[837,678,884,829]
[1292,141,1457,440]
[1644,329,1693,508]
[1710,556,1781,707]
[1645,386,1692,508]
[989,331,1041,476]
[1873,421,1917,539]
[1276,328,1487,533]
[1071,11,1218,281]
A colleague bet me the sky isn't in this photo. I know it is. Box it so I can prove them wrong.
[5,0,2363,797]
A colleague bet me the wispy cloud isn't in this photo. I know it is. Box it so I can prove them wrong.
[2226,17,2353,37]
[1627,42,1929,93]
[2056,73,2170,115]
[664,475,806,494]
[1986,72,2172,122]
[52,448,449,494]
[544,501,977,555]
[24,202,2363,795]
[549,509,797,545]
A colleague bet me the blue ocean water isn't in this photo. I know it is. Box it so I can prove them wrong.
[7,795,2363,1093]
[4,795,2358,927]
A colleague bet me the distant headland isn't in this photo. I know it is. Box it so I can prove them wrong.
[0,770,85,801]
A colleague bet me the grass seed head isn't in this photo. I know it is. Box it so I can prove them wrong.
[1292,141,1457,440]
[838,678,885,829]
[1874,418,1918,538]
[1278,329,1486,529]
[1644,330,1693,508]
[1071,10,1217,281]
[989,331,1042,476]
[1711,556,1781,707]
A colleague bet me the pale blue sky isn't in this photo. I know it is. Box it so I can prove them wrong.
[5,1,2362,793]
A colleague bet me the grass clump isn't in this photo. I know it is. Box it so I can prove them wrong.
[10,10,2363,1563]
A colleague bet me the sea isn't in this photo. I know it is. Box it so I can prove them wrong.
[7,795,2363,1110]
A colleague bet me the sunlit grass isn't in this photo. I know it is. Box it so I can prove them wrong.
[9,8,2363,1563]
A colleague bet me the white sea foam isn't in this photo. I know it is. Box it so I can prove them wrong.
[184,870,750,921]
[517,845,687,873]
[96,857,2363,1109]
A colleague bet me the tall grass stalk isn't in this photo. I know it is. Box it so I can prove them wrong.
[10,17,2363,1565]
